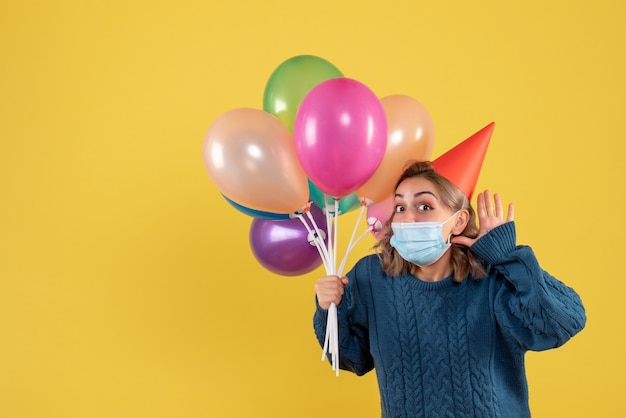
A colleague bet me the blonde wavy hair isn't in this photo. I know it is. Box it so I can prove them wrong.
[374,161,486,282]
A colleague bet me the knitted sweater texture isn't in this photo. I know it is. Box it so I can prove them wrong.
[313,222,586,418]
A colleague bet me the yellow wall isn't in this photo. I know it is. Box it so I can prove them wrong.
[1,1,623,416]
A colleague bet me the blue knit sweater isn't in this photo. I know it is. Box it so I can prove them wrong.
[313,222,586,418]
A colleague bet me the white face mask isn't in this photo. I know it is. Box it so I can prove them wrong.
[389,211,459,267]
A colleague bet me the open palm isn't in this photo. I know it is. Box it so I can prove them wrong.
[452,190,514,248]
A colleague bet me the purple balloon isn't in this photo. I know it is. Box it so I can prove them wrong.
[249,204,328,276]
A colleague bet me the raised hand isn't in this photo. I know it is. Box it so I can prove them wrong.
[452,190,514,248]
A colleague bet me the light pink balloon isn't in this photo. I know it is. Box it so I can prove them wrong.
[203,108,309,214]
[366,195,394,241]
[293,78,387,198]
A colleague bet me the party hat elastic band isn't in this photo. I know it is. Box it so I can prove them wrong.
[432,122,495,200]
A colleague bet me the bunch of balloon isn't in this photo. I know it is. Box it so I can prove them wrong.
[202,54,438,375]
[292,76,388,374]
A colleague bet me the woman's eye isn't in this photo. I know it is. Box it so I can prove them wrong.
[417,203,432,211]
[394,205,405,213]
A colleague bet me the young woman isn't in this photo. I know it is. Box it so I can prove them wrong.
[314,161,586,418]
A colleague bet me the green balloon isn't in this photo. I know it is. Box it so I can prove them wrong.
[263,55,344,132]
[308,180,361,216]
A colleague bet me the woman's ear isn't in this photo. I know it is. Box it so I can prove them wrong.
[452,209,470,234]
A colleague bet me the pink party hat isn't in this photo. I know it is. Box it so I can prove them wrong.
[432,122,495,200]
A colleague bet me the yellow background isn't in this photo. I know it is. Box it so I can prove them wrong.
[1,0,623,417]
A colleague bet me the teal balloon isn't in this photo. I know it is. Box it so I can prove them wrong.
[263,55,343,132]
[223,194,291,220]
[308,180,361,216]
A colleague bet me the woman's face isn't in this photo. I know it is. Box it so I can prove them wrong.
[392,176,455,224]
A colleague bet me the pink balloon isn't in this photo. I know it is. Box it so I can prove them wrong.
[293,78,387,198]
[366,195,394,241]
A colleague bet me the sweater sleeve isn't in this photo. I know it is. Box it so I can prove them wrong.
[470,221,587,352]
[313,260,374,376]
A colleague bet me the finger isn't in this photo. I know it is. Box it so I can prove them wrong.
[323,281,344,296]
[493,193,503,219]
[332,285,345,304]
[451,235,474,248]
[483,190,494,217]
[315,287,343,308]
[476,192,486,218]
[319,275,340,284]
[507,202,515,222]
[315,276,341,292]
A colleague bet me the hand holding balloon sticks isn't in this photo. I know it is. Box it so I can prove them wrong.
[294,199,361,375]
[298,197,387,374]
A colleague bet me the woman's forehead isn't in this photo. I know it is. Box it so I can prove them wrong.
[396,177,438,196]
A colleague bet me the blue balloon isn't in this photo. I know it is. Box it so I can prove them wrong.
[223,194,291,220]
[308,180,361,216]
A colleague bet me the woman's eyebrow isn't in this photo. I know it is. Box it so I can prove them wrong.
[394,190,437,199]
[394,191,437,199]
[414,191,436,198]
